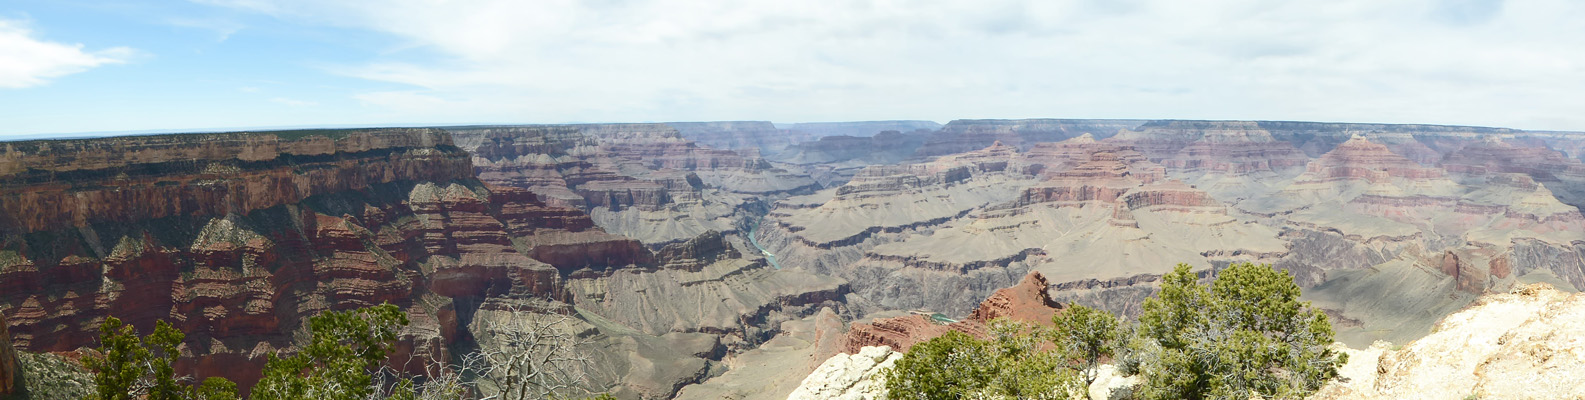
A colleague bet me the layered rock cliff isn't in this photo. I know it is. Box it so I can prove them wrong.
[0,129,486,388]
[0,129,722,397]
[0,128,472,233]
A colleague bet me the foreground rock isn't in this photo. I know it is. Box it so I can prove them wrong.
[1313,283,1585,399]
[786,345,901,400]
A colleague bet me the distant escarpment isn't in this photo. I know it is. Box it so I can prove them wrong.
[780,120,942,138]
[666,121,817,157]
[914,119,1147,157]
[452,124,817,246]
[776,130,931,167]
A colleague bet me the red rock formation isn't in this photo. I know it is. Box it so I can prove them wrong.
[1436,248,1499,294]
[0,129,473,233]
[1441,138,1585,182]
[1015,147,1169,207]
[1124,180,1224,211]
[1302,135,1446,183]
[1106,120,1254,161]
[965,271,1063,323]
[0,129,651,393]
[843,271,1063,354]
[1161,138,1308,176]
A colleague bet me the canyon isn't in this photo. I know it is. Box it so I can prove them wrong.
[2,118,1584,398]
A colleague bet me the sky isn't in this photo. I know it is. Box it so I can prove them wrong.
[1,0,1583,138]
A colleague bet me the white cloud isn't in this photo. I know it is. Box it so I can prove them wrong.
[0,18,135,89]
[269,97,318,107]
[200,0,1585,130]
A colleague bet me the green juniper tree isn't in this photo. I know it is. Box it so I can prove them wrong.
[82,318,240,400]
[1050,304,1119,399]
[83,317,148,400]
[251,303,410,400]
[884,319,1074,400]
[1133,263,1345,400]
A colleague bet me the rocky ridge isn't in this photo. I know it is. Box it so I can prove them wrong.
[785,345,900,400]
[1313,283,1585,399]
[842,271,1063,354]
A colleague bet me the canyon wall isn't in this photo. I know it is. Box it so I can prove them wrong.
[0,313,14,397]
[0,128,762,398]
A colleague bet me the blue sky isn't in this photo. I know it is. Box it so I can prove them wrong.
[2,0,1582,138]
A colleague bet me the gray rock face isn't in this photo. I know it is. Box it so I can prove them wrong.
[1508,238,1585,290]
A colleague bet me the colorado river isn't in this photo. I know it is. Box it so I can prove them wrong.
[746,219,782,269]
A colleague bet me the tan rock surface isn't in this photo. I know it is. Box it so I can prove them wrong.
[1313,283,1585,399]
[786,345,901,400]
